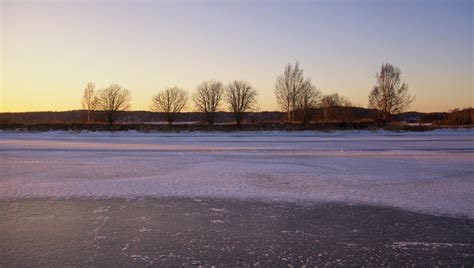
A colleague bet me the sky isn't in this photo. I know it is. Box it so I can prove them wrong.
[1,0,472,113]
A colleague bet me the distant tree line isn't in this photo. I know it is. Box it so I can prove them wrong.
[4,109,472,128]
[81,62,415,126]
[436,108,474,125]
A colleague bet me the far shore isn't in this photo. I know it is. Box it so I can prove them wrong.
[1,122,472,133]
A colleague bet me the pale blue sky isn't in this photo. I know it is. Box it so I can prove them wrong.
[1,0,472,112]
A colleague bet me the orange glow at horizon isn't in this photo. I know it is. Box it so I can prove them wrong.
[1,1,472,113]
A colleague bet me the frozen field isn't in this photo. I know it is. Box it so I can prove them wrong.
[1,129,473,218]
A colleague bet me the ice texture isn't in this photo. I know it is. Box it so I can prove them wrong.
[1,129,473,218]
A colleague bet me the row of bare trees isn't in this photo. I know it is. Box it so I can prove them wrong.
[273,62,359,125]
[274,62,413,125]
[82,80,257,126]
[150,80,258,126]
[82,62,413,126]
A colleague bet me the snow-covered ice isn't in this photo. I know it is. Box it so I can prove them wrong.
[0,129,473,218]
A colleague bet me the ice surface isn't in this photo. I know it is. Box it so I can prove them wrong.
[1,129,473,218]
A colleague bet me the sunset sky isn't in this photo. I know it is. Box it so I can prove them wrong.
[1,0,472,113]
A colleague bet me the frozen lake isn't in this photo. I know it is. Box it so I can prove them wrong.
[1,129,473,218]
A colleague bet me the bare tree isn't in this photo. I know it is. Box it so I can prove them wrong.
[151,87,187,125]
[96,84,131,125]
[275,62,312,123]
[81,82,98,123]
[321,93,352,122]
[295,81,321,125]
[225,81,257,127]
[193,81,224,126]
[321,93,351,108]
[368,63,414,125]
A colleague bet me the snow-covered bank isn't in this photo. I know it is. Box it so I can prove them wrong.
[1,130,473,218]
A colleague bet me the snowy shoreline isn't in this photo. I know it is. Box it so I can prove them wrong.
[1,127,473,137]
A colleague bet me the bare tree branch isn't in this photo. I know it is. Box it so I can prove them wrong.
[321,93,352,122]
[225,81,257,127]
[275,62,320,124]
[151,87,187,125]
[193,81,223,127]
[295,81,321,125]
[81,82,98,123]
[368,63,414,125]
[275,62,314,123]
[96,84,131,125]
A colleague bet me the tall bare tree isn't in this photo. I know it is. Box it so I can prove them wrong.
[193,81,224,126]
[151,87,187,125]
[96,84,131,125]
[295,81,321,125]
[321,93,352,122]
[275,62,312,123]
[368,63,414,125]
[225,81,257,127]
[81,82,98,123]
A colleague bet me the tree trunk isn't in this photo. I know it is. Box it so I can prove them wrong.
[235,113,243,128]
[107,113,114,125]
[207,114,214,127]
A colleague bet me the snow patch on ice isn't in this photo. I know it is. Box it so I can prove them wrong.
[93,206,109,214]
[210,208,227,213]
[1,129,473,218]
[391,242,472,248]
